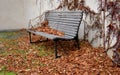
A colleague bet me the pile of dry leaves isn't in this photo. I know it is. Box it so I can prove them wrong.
[0,31,120,75]
[30,20,64,36]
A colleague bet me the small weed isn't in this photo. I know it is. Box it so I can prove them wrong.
[0,71,16,75]
[37,46,48,56]
[0,66,16,75]
[15,50,26,54]
[39,62,46,67]
[31,45,53,57]
[37,46,53,57]
[0,31,26,40]
[31,59,46,67]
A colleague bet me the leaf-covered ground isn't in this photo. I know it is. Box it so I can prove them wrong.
[0,30,120,75]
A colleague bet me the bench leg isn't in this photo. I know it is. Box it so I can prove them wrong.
[29,32,32,43]
[54,40,59,58]
[28,32,48,43]
[75,39,80,49]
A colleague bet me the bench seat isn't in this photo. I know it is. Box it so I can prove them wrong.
[27,30,75,40]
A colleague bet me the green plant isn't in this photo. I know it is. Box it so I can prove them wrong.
[0,66,16,75]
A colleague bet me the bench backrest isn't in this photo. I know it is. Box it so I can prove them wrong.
[45,11,83,38]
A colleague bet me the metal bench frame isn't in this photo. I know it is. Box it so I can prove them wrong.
[27,11,83,58]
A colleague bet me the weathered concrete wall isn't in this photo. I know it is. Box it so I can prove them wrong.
[0,0,25,30]
[0,0,40,31]
[23,0,40,27]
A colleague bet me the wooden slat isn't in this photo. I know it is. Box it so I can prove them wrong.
[47,17,81,20]
[48,19,80,23]
[47,12,82,17]
[48,24,78,31]
[57,26,78,31]
[57,28,77,35]
[57,27,77,32]
[47,17,80,21]
[49,21,79,27]
[64,33,76,37]
[48,19,80,24]
[47,15,82,18]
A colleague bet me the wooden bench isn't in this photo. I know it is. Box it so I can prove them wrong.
[27,10,83,58]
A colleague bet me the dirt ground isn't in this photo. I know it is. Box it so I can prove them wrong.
[0,30,120,75]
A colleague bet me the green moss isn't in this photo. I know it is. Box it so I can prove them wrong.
[37,46,53,57]
[0,71,16,75]
[0,66,16,75]
[0,31,27,40]
[39,63,46,67]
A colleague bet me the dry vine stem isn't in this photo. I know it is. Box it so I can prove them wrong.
[97,0,120,66]
[56,0,120,64]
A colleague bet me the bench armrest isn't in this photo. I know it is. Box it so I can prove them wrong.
[28,12,45,29]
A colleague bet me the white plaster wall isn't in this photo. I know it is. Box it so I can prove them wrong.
[0,0,40,31]
[85,0,102,47]
[0,0,59,30]
[39,0,60,14]
[0,0,25,30]
[23,0,40,26]
[85,0,99,13]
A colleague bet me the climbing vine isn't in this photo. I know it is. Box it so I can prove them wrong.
[27,0,120,65]
[98,0,120,50]
[34,0,119,49]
